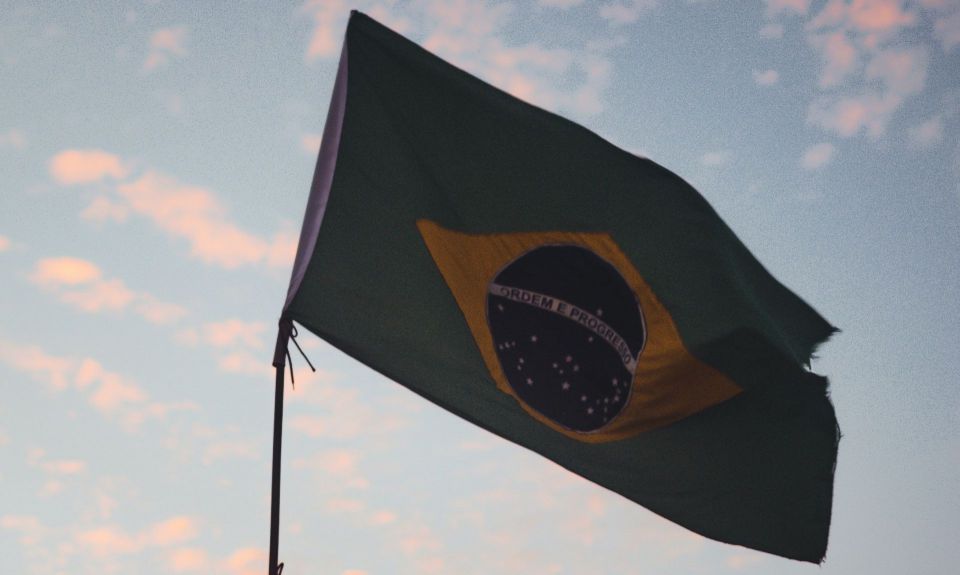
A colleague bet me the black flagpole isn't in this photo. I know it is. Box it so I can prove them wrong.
[269,318,294,575]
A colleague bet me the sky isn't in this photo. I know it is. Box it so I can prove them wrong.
[1,1,959,574]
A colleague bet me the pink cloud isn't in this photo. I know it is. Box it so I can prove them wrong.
[787,0,939,141]
[759,22,785,38]
[77,516,201,560]
[727,552,764,569]
[116,171,290,269]
[135,295,188,324]
[30,257,186,322]
[766,0,811,16]
[40,459,87,475]
[144,27,188,71]
[146,516,199,546]
[908,116,944,147]
[202,440,258,465]
[801,142,837,169]
[398,522,442,556]
[89,374,147,412]
[326,498,365,513]
[75,358,109,389]
[865,46,927,94]
[60,278,137,312]
[303,2,614,116]
[203,320,267,348]
[701,150,731,166]
[173,550,210,572]
[223,547,266,575]
[812,31,858,87]
[370,510,397,525]
[217,351,272,378]
[539,0,585,7]
[0,515,45,547]
[753,69,780,85]
[169,548,208,572]
[291,415,328,437]
[266,230,298,269]
[294,449,368,488]
[31,257,101,286]
[0,128,26,149]
[934,8,960,51]
[1,515,42,532]
[318,449,359,475]
[807,48,928,137]
[81,196,129,223]
[0,234,9,251]
[287,379,407,439]
[847,0,916,32]
[57,151,294,271]
[0,340,185,435]
[49,150,127,185]
[599,0,658,25]
[0,339,75,390]
[77,527,141,556]
[808,95,880,136]
[301,133,322,155]
[122,401,199,431]
[302,0,350,60]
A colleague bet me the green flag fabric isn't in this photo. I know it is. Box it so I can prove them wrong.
[281,11,839,563]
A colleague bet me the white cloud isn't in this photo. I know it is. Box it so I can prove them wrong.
[801,142,836,169]
[753,69,779,85]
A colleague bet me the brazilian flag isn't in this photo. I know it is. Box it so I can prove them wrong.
[281,11,839,563]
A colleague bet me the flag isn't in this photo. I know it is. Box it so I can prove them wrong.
[280,11,839,563]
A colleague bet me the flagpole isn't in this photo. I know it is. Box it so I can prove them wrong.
[269,319,293,575]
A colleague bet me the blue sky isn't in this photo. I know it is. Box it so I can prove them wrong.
[1,1,958,574]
